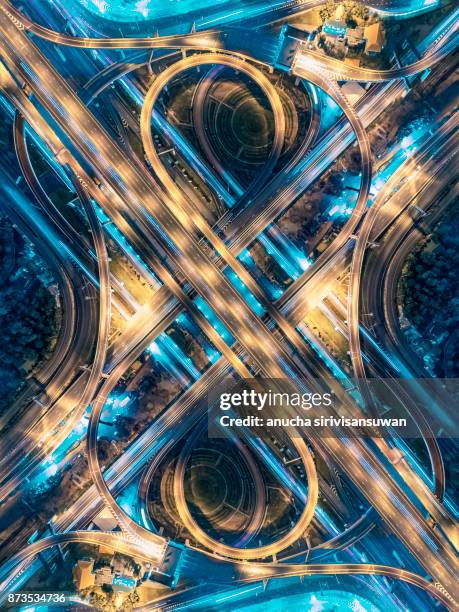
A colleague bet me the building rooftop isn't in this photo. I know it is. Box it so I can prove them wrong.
[344,57,361,67]
[93,507,118,532]
[342,81,366,104]
[73,559,95,591]
[334,4,346,20]
[346,27,365,46]
[323,19,347,38]
[112,574,136,592]
[364,22,385,54]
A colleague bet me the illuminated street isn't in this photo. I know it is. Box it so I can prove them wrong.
[0,0,457,610]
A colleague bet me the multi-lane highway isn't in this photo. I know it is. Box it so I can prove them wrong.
[0,0,457,609]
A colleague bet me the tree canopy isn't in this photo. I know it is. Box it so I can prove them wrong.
[0,215,58,412]
[402,199,459,375]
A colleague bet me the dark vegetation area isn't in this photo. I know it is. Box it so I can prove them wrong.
[402,199,459,376]
[0,214,58,412]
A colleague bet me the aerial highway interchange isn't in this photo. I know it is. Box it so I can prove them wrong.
[0,0,457,610]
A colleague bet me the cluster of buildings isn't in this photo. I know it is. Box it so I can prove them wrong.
[72,554,137,593]
[322,6,385,58]
[278,3,385,69]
